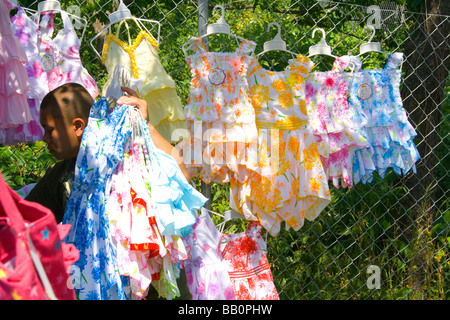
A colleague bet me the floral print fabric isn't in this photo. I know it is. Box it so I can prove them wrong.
[1,7,99,145]
[232,55,331,236]
[219,222,279,300]
[37,10,99,97]
[64,99,207,300]
[63,97,132,300]
[6,5,44,144]
[305,56,369,188]
[345,54,420,184]
[0,0,31,144]
[178,37,259,185]
[183,209,236,300]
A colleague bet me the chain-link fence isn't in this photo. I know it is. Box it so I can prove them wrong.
[1,0,448,300]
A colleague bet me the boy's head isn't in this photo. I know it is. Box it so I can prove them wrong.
[40,83,94,160]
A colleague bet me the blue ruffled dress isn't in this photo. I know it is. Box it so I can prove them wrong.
[346,53,420,184]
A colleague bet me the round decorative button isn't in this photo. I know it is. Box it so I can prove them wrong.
[208,68,226,85]
[40,53,55,72]
[357,83,373,100]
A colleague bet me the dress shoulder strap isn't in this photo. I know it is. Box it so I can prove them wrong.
[236,39,256,55]
[188,37,207,54]
[331,55,357,72]
[385,52,404,70]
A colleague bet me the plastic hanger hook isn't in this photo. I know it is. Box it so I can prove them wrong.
[263,22,286,51]
[206,5,231,35]
[309,27,334,57]
[359,25,384,55]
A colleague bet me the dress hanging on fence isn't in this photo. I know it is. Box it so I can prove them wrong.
[182,208,236,300]
[305,56,370,188]
[0,0,31,145]
[101,28,185,143]
[219,221,279,300]
[345,53,420,184]
[232,54,331,236]
[177,37,260,186]
[7,6,46,145]
[1,6,99,145]
[37,10,99,97]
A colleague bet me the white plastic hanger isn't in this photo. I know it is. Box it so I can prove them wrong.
[202,5,246,44]
[308,27,336,58]
[36,0,88,42]
[89,0,161,61]
[10,0,36,16]
[201,207,244,234]
[182,5,246,57]
[256,22,298,58]
[37,0,60,12]
[358,25,388,57]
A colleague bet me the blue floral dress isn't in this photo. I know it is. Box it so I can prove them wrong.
[63,97,132,300]
[346,53,420,184]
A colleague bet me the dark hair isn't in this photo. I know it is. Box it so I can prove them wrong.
[40,83,94,124]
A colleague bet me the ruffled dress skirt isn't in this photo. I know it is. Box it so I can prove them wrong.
[305,70,370,188]
[0,0,31,144]
[347,57,420,184]
[105,108,207,299]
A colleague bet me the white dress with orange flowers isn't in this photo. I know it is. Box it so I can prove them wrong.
[230,55,331,236]
[178,37,259,186]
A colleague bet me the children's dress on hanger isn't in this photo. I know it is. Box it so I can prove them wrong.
[234,54,331,236]
[37,10,99,97]
[0,0,31,144]
[345,53,420,184]
[183,208,236,300]
[6,6,47,145]
[177,37,260,185]
[219,221,279,300]
[101,28,185,143]
[106,136,166,300]
[305,56,369,188]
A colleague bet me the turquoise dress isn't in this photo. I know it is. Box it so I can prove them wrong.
[141,117,208,238]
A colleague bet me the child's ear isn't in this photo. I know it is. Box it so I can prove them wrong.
[73,118,86,139]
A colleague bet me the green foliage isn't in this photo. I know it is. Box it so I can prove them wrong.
[0,142,56,190]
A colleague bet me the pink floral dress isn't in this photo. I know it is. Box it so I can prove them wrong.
[305,56,369,188]
[37,10,99,97]
[177,37,259,185]
[219,222,279,300]
[0,0,31,144]
[6,5,47,145]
